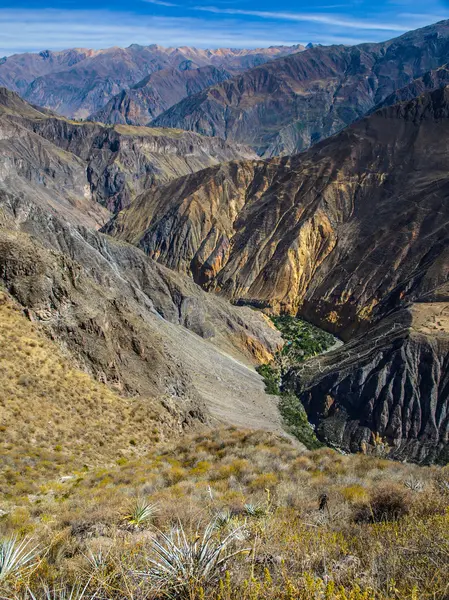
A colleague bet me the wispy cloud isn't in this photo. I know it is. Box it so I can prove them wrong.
[0,4,444,57]
[0,9,308,55]
[193,6,413,31]
[143,0,179,7]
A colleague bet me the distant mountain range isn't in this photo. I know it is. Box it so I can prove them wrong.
[151,20,449,155]
[0,44,305,119]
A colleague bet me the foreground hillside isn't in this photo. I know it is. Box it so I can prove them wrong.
[1,427,448,599]
[152,19,449,155]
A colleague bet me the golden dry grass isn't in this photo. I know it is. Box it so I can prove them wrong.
[0,291,164,500]
[1,427,448,599]
[1,292,449,599]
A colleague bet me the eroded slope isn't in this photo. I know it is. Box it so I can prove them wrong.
[107,86,449,337]
[0,87,255,227]
[0,189,285,437]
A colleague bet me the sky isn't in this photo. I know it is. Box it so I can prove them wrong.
[0,0,448,56]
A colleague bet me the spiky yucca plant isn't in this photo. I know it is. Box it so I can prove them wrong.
[124,498,159,528]
[138,518,248,598]
[25,580,94,600]
[213,509,234,529]
[0,535,40,582]
[244,503,267,518]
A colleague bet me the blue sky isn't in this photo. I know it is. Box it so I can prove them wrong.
[0,0,448,55]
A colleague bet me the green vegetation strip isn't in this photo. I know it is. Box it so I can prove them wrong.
[257,316,336,449]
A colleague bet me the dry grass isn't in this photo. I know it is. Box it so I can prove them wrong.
[0,291,166,501]
[1,427,448,599]
[1,292,448,599]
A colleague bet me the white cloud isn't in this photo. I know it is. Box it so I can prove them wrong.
[143,0,179,6]
[193,6,418,31]
[0,9,304,54]
[0,6,444,56]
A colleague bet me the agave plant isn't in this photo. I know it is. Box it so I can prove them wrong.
[244,502,267,518]
[404,476,425,492]
[436,478,449,494]
[138,518,249,598]
[213,509,234,530]
[124,498,159,528]
[0,535,40,582]
[25,580,94,600]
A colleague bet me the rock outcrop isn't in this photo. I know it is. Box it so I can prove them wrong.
[0,44,304,119]
[152,20,449,156]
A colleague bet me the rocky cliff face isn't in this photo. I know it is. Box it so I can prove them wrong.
[0,188,285,433]
[0,44,304,120]
[107,86,449,334]
[285,305,449,464]
[152,20,449,156]
[0,88,109,229]
[373,64,449,110]
[0,87,254,224]
[90,66,233,126]
[27,118,256,213]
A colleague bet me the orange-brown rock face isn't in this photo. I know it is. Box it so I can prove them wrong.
[106,86,449,337]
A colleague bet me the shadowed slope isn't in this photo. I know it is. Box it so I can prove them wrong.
[0,87,255,227]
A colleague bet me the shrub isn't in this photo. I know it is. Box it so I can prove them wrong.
[355,485,411,523]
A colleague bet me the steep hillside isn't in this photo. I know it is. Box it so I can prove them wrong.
[0,44,304,119]
[0,188,285,438]
[287,304,449,464]
[90,66,233,126]
[152,19,449,156]
[107,86,449,332]
[0,88,109,229]
[106,87,449,459]
[0,87,254,224]
[374,64,449,109]
[0,290,191,489]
